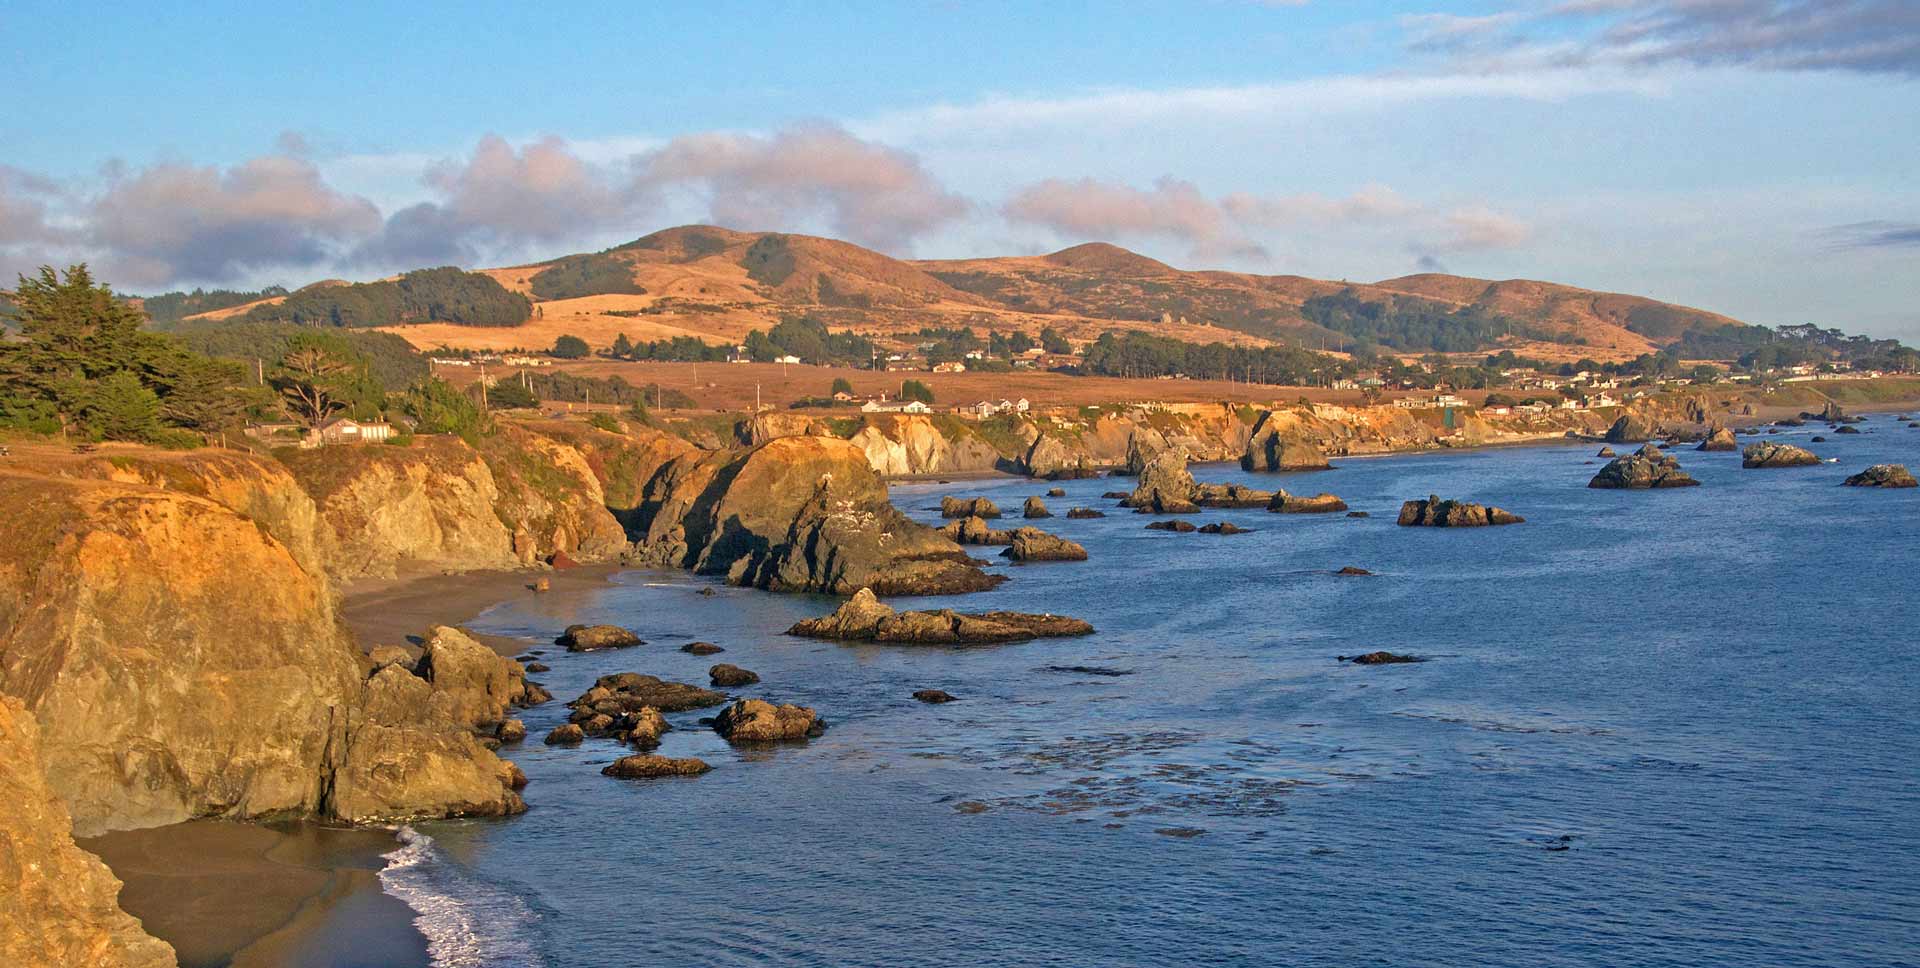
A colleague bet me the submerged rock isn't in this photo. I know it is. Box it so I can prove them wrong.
[1335,566,1373,576]
[1396,495,1524,527]
[713,699,823,742]
[1843,464,1917,488]
[1198,522,1250,535]
[1343,651,1424,665]
[602,754,710,779]
[787,588,1094,644]
[559,624,644,652]
[1836,425,1862,435]
[1742,442,1821,468]
[1046,487,1067,497]
[709,663,761,687]
[1269,490,1349,513]
[1001,529,1089,561]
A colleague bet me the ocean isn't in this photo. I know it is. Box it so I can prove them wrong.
[392,416,1920,967]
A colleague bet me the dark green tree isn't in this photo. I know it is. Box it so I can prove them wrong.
[551,334,590,359]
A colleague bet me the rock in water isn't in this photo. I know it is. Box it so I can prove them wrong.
[1605,413,1656,444]
[1046,487,1067,497]
[602,755,711,779]
[559,624,644,652]
[1145,519,1196,533]
[628,435,999,596]
[1335,567,1373,576]
[709,663,761,687]
[940,496,1002,519]
[1242,412,1331,472]
[1697,428,1739,451]
[1198,522,1250,534]
[1588,451,1701,489]
[1344,651,1424,665]
[1596,446,1618,458]
[1126,450,1202,513]
[913,689,958,703]
[1001,528,1089,561]
[544,723,585,745]
[1843,464,1918,488]
[1023,496,1053,518]
[681,641,725,655]
[1066,507,1106,519]
[1836,425,1862,435]
[713,699,822,742]
[1396,495,1524,527]
[1269,490,1349,513]
[787,588,1095,644]
[568,673,724,720]
[1742,442,1821,468]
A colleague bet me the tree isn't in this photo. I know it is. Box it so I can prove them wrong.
[0,264,255,443]
[404,377,488,440]
[1040,326,1070,354]
[830,377,854,396]
[273,346,352,427]
[551,334,590,359]
[81,372,162,441]
[900,379,935,404]
[610,333,635,359]
[488,378,538,410]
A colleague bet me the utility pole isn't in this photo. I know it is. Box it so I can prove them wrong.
[755,383,761,412]
[256,358,264,385]
[479,362,488,411]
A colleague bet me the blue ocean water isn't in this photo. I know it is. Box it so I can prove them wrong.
[409,417,1920,968]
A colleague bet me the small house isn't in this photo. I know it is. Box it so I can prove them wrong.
[316,417,393,444]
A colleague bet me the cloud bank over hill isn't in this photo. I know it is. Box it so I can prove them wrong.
[0,1,1912,340]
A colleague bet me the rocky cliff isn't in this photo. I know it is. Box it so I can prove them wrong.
[626,435,997,595]
[277,425,628,579]
[0,467,524,836]
[0,696,175,968]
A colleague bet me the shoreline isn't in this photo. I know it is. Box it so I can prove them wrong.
[339,560,627,657]
[82,821,429,968]
[91,563,629,968]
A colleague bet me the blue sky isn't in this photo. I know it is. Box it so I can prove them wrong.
[2,0,1917,340]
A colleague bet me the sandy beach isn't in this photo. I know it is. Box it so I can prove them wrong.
[82,821,428,968]
[340,561,627,657]
[84,562,629,967]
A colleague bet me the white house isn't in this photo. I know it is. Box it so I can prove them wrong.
[773,354,802,365]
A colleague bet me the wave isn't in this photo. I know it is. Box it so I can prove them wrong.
[379,826,546,968]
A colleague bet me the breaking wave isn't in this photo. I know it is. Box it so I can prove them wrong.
[379,826,545,968]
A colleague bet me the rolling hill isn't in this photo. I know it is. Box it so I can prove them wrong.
[176,224,1761,362]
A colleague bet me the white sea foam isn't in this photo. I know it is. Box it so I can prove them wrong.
[379,826,545,968]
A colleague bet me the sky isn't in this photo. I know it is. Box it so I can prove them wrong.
[2,0,1917,340]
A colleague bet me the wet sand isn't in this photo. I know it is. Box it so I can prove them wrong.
[85,564,628,967]
[82,821,428,968]
[340,561,625,657]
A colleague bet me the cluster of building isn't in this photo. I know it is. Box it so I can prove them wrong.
[243,416,397,448]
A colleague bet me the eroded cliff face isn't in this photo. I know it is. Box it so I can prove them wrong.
[0,470,524,836]
[627,435,997,595]
[277,427,627,579]
[0,696,176,968]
